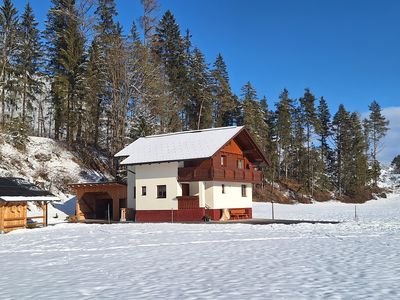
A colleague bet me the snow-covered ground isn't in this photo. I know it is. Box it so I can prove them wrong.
[1,194,400,299]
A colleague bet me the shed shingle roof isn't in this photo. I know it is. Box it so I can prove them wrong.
[0,177,58,202]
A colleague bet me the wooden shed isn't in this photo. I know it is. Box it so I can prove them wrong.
[69,182,128,222]
[0,177,59,233]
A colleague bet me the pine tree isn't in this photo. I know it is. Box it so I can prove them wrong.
[265,108,279,185]
[47,0,86,144]
[346,112,369,195]
[275,89,294,179]
[240,82,257,128]
[187,48,212,129]
[315,96,332,189]
[15,3,43,125]
[154,10,189,131]
[391,155,400,174]
[211,53,234,127]
[332,104,351,196]
[0,0,19,128]
[365,100,389,186]
[82,40,102,147]
[259,96,271,149]
[299,88,318,190]
[290,104,307,186]
[94,0,118,36]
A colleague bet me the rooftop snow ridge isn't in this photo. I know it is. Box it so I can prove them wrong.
[144,126,241,139]
[115,126,244,164]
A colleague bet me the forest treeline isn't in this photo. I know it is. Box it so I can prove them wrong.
[0,0,390,199]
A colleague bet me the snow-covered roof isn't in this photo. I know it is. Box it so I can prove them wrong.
[115,126,244,165]
[0,177,59,202]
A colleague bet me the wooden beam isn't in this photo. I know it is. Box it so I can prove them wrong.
[42,202,48,227]
[0,205,4,232]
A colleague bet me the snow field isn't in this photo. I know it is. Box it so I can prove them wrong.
[1,195,400,299]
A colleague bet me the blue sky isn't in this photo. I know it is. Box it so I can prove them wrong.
[11,0,400,161]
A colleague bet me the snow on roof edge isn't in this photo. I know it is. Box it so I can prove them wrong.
[143,126,241,139]
[0,196,60,202]
[120,154,211,166]
[117,126,244,165]
[115,126,243,158]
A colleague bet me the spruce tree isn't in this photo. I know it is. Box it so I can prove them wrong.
[45,0,86,144]
[16,3,43,125]
[240,82,257,128]
[291,104,307,186]
[347,112,369,194]
[211,53,234,127]
[154,10,189,131]
[391,155,400,174]
[299,88,318,190]
[332,104,351,196]
[83,40,103,147]
[275,89,294,179]
[315,96,332,189]
[187,48,212,129]
[239,83,267,143]
[0,0,19,128]
[365,100,389,186]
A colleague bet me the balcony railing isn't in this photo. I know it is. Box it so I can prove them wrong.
[178,167,262,183]
[177,195,200,209]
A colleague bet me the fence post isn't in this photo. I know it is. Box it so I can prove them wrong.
[107,203,111,224]
[271,201,275,220]
[354,205,358,221]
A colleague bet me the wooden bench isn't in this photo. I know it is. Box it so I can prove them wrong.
[230,208,248,220]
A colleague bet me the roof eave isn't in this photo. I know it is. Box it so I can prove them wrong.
[120,156,212,166]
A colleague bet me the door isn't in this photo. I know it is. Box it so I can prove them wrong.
[182,184,190,196]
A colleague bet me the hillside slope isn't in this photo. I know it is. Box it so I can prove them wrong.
[0,135,111,223]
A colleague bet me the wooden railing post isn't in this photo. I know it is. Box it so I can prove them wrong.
[43,202,48,227]
[0,205,4,233]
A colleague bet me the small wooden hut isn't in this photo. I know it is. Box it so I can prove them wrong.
[69,182,128,222]
[0,177,59,233]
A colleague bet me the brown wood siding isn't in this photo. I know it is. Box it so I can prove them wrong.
[179,136,262,183]
[0,202,27,233]
[177,196,200,209]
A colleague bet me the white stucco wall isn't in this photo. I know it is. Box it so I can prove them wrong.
[135,162,181,210]
[128,162,251,211]
[127,165,136,209]
[205,181,252,209]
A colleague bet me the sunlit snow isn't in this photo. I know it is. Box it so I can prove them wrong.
[1,195,400,299]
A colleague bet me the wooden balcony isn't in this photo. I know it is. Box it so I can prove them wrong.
[178,167,262,183]
[177,195,200,209]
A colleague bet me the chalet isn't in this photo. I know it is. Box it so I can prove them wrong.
[112,126,267,222]
[0,177,59,233]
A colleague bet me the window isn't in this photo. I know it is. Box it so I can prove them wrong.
[157,185,167,198]
[222,184,225,194]
[221,155,227,167]
[241,185,247,197]
[141,186,147,196]
[134,187,136,199]
[237,159,244,169]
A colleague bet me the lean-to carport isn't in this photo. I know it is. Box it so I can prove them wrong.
[69,182,127,222]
